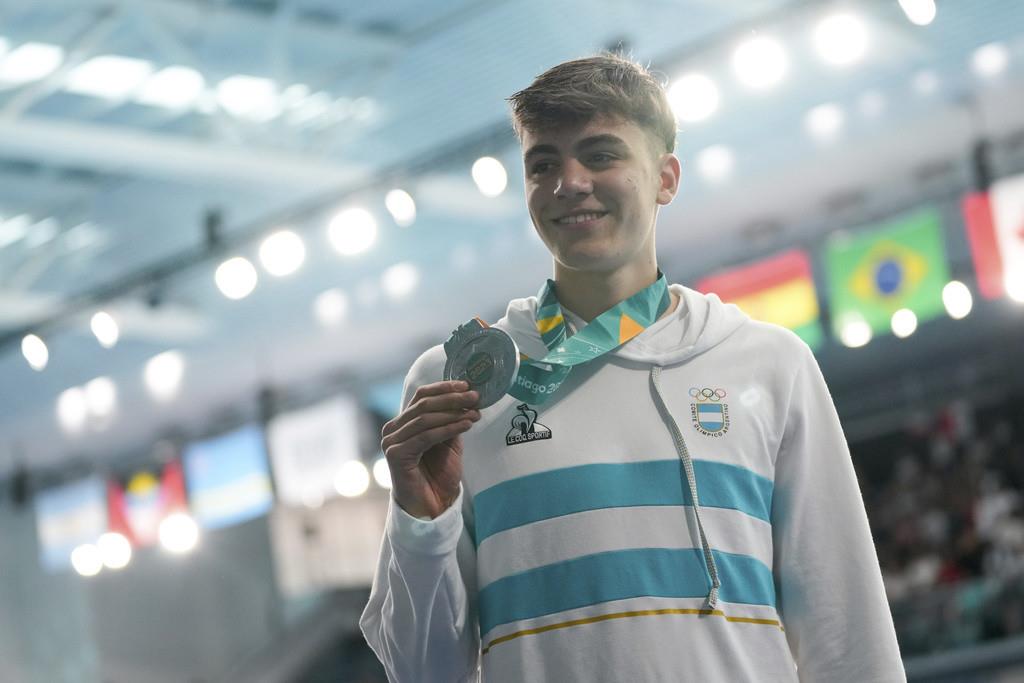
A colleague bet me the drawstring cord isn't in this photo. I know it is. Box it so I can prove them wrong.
[650,365,721,609]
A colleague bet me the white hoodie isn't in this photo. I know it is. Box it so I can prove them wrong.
[360,284,906,682]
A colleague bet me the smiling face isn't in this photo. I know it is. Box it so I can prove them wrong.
[522,115,680,278]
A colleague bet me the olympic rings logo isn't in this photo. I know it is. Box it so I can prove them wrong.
[689,387,727,402]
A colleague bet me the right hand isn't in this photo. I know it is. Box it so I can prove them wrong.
[380,380,481,519]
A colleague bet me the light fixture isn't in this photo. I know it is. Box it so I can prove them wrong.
[814,13,869,66]
[216,75,280,121]
[135,66,205,109]
[144,350,185,401]
[471,157,508,197]
[890,308,918,338]
[84,377,117,418]
[97,532,132,570]
[90,311,120,348]
[381,262,420,300]
[667,73,720,123]
[215,256,258,299]
[313,288,349,327]
[64,55,153,99]
[328,207,377,255]
[372,457,392,490]
[971,43,1009,79]
[898,0,937,26]
[942,281,972,319]
[804,103,845,141]
[696,145,734,183]
[732,36,788,89]
[258,230,306,277]
[21,333,48,370]
[0,42,64,86]
[70,543,103,577]
[57,387,89,433]
[839,316,872,348]
[158,512,199,554]
[334,460,370,498]
[385,189,416,227]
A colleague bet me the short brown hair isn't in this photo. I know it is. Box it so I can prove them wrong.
[508,53,677,154]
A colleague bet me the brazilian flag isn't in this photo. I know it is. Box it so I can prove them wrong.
[825,209,950,337]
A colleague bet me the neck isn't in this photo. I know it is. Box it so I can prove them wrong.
[553,261,675,322]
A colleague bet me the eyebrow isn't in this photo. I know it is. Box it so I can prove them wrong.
[523,134,628,162]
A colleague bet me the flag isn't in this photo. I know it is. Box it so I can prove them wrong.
[183,424,273,530]
[962,191,1005,299]
[825,209,950,337]
[107,460,188,547]
[990,173,1024,298]
[35,476,107,573]
[696,249,823,349]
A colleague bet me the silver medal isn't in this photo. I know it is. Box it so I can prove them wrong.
[443,318,519,409]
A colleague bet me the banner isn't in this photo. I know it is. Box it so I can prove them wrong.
[183,424,273,530]
[990,174,1024,298]
[695,249,823,349]
[965,173,1024,300]
[266,395,361,507]
[35,476,107,573]
[825,209,950,337]
[268,494,389,596]
[107,460,188,547]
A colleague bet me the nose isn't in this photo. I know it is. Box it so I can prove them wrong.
[554,160,593,199]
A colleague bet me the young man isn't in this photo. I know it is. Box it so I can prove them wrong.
[361,54,905,682]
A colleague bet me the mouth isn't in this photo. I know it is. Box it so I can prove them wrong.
[553,211,608,227]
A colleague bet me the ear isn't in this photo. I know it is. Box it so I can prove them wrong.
[655,153,681,206]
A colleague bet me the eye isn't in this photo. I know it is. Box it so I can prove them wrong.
[529,160,555,175]
[589,152,617,164]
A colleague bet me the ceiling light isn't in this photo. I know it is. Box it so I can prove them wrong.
[64,55,153,99]
[0,213,31,248]
[90,311,119,348]
[334,460,370,498]
[890,308,918,338]
[732,36,788,89]
[0,42,64,86]
[135,66,205,109]
[258,230,306,277]
[328,207,377,255]
[385,189,416,227]
[814,13,869,66]
[97,532,132,570]
[898,0,936,26]
[471,157,508,197]
[696,145,734,183]
[971,42,1009,78]
[158,512,199,554]
[667,73,719,123]
[70,544,103,577]
[381,262,419,300]
[22,333,48,371]
[57,387,88,433]
[216,75,280,121]
[215,256,258,299]
[942,281,972,319]
[313,288,349,327]
[372,457,392,489]
[144,350,185,401]
[84,377,117,418]
[804,103,845,141]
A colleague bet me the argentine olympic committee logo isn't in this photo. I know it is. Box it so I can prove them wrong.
[505,403,552,446]
[689,387,730,437]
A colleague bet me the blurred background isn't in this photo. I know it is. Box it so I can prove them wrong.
[0,0,1023,681]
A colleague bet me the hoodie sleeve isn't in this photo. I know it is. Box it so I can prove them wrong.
[359,348,481,683]
[771,342,905,682]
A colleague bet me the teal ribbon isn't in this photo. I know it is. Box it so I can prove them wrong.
[508,273,671,405]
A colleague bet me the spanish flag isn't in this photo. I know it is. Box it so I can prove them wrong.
[696,249,822,349]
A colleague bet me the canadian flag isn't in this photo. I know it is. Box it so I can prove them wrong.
[963,173,1024,300]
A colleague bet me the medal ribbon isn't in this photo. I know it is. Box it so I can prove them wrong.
[508,272,671,405]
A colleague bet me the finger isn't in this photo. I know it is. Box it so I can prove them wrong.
[385,390,480,435]
[382,409,480,451]
[384,419,474,462]
[411,380,470,401]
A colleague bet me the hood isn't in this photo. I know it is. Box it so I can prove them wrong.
[493,284,748,365]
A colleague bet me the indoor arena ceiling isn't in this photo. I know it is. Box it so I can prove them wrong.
[1,0,1023,474]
